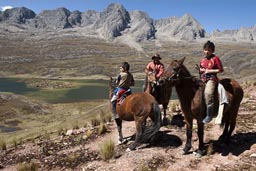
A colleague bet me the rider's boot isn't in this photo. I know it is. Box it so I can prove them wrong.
[203,103,214,124]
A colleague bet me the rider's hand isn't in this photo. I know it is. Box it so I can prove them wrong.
[200,68,205,73]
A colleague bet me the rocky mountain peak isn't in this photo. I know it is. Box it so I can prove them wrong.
[29,7,72,29]
[68,10,82,27]
[0,7,36,24]
[94,3,130,39]
[128,10,155,41]
[154,13,205,41]
[173,13,205,39]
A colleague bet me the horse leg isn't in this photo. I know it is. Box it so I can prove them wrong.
[226,121,236,144]
[162,103,169,126]
[183,121,193,154]
[195,121,205,157]
[219,119,230,143]
[219,111,230,143]
[115,118,123,144]
[225,109,239,144]
[128,119,145,151]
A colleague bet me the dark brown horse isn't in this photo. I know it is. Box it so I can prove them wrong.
[109,77,161,151]
[164,57,244,156]
[144,72,172,125]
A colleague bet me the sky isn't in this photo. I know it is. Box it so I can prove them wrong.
[0,0,255,33]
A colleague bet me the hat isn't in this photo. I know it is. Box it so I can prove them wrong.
[151,53,161,60]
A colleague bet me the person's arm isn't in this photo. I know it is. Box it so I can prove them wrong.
[145,62,152,74]
[156,64,164,78]
[116,74,121,85]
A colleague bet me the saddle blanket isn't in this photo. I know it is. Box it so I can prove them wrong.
[215,83,229,124]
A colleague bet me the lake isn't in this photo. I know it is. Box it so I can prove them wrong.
[0,78,177,103]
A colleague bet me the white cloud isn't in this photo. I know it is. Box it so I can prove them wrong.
[1,6,13,11]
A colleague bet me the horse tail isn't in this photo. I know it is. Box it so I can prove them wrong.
[141,101,161,143]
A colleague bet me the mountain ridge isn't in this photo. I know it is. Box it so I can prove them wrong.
[0,3,255,43]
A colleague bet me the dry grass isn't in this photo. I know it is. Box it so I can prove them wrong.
[98,123,107,135]
[99,139,115,161]
[0,139,7,151]
[0,99,110,145]
[17,162,38,171]
[0,32,255,80]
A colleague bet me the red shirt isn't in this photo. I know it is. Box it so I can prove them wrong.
[200,56,223,71]
[146,61,164,79]
[200,55,223,82]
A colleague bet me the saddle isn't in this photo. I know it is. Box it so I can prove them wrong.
[117,89,131,105]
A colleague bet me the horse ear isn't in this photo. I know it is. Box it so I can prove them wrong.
[178,57,186,65]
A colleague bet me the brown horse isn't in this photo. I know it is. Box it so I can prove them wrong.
[144,72,172,125]
[164,57,244,156]
[109,77,161,151]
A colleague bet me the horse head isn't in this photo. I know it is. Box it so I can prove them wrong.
[164,57,192,85]
[109,77,117,99]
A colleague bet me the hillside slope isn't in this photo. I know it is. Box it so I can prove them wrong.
[0,83,256,171]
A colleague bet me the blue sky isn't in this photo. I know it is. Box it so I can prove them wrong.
[0,0,255,33]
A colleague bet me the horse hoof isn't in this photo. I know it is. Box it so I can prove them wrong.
[126,148,132,152]
[193,151,202,158]
[118,140,123,145]
[182,146,191,155]
[182,150,188,155]
[193,150,204,158]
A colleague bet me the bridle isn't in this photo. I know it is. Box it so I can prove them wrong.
[165,65,195,83]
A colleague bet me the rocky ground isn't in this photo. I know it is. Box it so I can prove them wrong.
[0,84,256,171]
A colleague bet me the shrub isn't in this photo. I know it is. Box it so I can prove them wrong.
[57,127,66,136]
[206,142,213,156]
[99,139,115,161]
[0,139,7,151]
[72,122,79,129]
[90,117,101,127]
[12,138,18,149]
[104,113,113,123]
[86,129,93,138]
[98,123,107,135]
[17,162,38,171]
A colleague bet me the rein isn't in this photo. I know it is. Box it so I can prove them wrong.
[165,67,195,82]
[166,66,205,116]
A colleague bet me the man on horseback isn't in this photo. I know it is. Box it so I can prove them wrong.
[199,41,224,123]
[144,53,164,92]
[111,62,135,119]
[145,53,164,82]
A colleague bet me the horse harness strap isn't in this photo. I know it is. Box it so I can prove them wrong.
[166,67,196,82]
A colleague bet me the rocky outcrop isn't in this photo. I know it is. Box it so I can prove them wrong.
[93,3,130,39]
[211,26,255,42]
[155,14,205,41]
[235,27,254,41]
[128,10,155,41]
[81,10,99,27]
[28,7,72,29]
[0,7,35,24]
[68,10,82,27]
